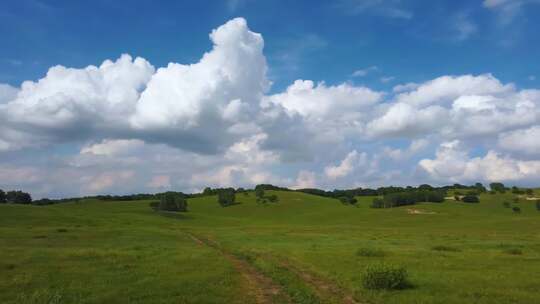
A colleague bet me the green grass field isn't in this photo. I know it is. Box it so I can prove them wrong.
[1,190,540,303]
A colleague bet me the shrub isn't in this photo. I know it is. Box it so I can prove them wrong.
[462,195,479,203]
[371,198,385,208]
[361,264,408,290]
[0,189,5,203]
[431,245,461,252]
[339,196,358,205]
[526,189,534,196]
[149,201,160,210]
[536,201,540,211]
[512,206,521,213]
[454,195,460,201]
[503,248,523,255]
[217,188,236,207]
[357,247,385,257]
[267,194,278,203]
[159,192,187,212]
[502,201,511,208]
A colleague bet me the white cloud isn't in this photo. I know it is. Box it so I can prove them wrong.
[81,139,145,156]
[325,150,366,180]
[0,18,267,154]
[265,79,381,118]
[419,140,540,183]
[380,76,395,83]
[395,74,513,107]
[0,83,18,103]
[352,66,378,77]
[498,125,540,156]
[147,175,171,189]
[293,170,317,189]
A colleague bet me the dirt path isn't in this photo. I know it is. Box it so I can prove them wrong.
[277,258,361,304]
[187,233,291,304]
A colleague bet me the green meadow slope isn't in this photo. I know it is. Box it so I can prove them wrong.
[1,190,540,303]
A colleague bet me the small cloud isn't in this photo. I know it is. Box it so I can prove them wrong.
[529,75,536,81]
[351,66,378,77]
[380,76,395,83]
[339,0,413,19]
[483,0,540,25]
[5,59,22,66]
[453,13,477,41]
[392,82,419,93]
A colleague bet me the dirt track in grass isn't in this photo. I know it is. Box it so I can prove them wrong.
[188,233,291,304]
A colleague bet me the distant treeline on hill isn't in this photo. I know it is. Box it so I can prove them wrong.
[0,182,534,207]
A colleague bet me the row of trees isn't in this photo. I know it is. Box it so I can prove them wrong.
[371,190,446,208]
[0,189,32,204]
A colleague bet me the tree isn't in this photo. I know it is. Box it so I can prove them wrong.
[462,195,479,203]
[218,188,236,207]
[6,191,32,204]
[0,189,5,203]
[526,189,534,196]
[475,183,487,193]
[159,192,187,212]
[255,186,265,200]
[489,182,506,193]
[203,187,214,196]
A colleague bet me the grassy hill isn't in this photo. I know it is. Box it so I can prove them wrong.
[1,190,540,303]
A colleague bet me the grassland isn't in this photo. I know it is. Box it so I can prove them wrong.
[1,190,539,303]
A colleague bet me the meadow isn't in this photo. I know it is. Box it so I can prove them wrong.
[1,190,539,303]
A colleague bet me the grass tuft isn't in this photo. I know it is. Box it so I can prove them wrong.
[361,264,409,290]
[431,245,461,252]
[356,247,386,257]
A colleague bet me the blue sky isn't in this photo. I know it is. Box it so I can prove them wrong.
[1,0,540,198]
[2,0,539,90]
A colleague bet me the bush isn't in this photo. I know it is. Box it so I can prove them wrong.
[357,247,385,257]
[217,188,236,207]
[361,264,408,290]
[339,196,358,205]
[159,192,187,212]
[536,201,540,211]
[267,194,278,203]
[371,198,385,208]
[454,195,460,201]
[149,201,160,210]
[512,206,521,213]
[502,201,511,208]
[503,248,523,255]
[0,189,5,204]
[462,195,479,203]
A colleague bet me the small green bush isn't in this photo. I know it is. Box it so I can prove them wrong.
[431,245,461,252]
[502,201,511,208]
[503,248,523,255]
[149,201,160,210]
[361,264,408,290]
[462,195,479,203]
[512,206,521,213]
[536,201,540,211]
[357,247,385,257]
